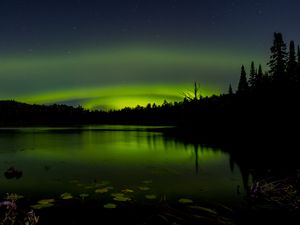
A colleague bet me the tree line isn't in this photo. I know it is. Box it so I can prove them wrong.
[237,32,300,94]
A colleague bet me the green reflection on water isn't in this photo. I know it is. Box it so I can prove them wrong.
[0,126,243,203]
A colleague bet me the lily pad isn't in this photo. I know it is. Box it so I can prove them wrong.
[84,185,93,189]
[142,180,153,184]
[31,198,55,210]
[113,196,131,202]
[111,193,131,201]
[31,203,54,209]
[60,193,73,200]
[37,199,55,204]
[104,203,117,209]
[138,186,150,191]
[95,187,109,193]
[122,189,134,193]
[145,194,157,200]
[111,193,125,197]
[178,198,193,204]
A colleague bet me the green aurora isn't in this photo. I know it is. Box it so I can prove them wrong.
[0,45,265,109]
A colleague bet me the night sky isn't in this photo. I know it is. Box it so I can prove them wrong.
[0,0,299,109]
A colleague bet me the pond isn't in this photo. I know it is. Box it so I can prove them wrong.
[0,126,246,224]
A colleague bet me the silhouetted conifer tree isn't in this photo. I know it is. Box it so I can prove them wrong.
[256,64,263,87]
[268,32,287,83]
[298,45,300,64]
[237,65,249,93]
[249,61,257,88]
[297,45,300,83]
[287,41,297,82]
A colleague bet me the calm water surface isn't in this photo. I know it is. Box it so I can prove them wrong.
[0,126,245,205]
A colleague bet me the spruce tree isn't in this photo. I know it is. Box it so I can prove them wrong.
[249,61,257,88]
[268,32,287,84]
[257,64,263,87]
[297,45,300,83]
[298,45,300,64]
[237,65,249,93]
[287,40,297,82]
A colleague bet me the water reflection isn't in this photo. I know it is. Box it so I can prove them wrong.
[194,144,199,174]
[0,126,244,203]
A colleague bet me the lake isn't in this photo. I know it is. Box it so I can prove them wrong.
[0,126,246,224]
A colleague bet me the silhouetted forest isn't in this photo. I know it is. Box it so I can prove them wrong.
[1,32,300,146]
[110,32,300,146]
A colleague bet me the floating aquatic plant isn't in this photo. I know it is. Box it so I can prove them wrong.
[84,185,93,189]
[31,199,55,209]
[111,193,131,202]
[37,199,55,204]
[121,189,134,193]
[178,198,193,204]
[107,186,114,190]
[31,203,54,210]
[111,193,124,197]
[142,180,153,184]
[113,196,131,202]
[95,188,109,193]
[145,194,157,200]
[104,203,117,209]
[60,193,73,200]
[138,187,150,191]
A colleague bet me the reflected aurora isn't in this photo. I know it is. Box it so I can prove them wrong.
[0,126,241,201]
[0,126,218,166]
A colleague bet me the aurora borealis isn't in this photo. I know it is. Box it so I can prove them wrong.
[1,0,299,109]
[0,47,258,109]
